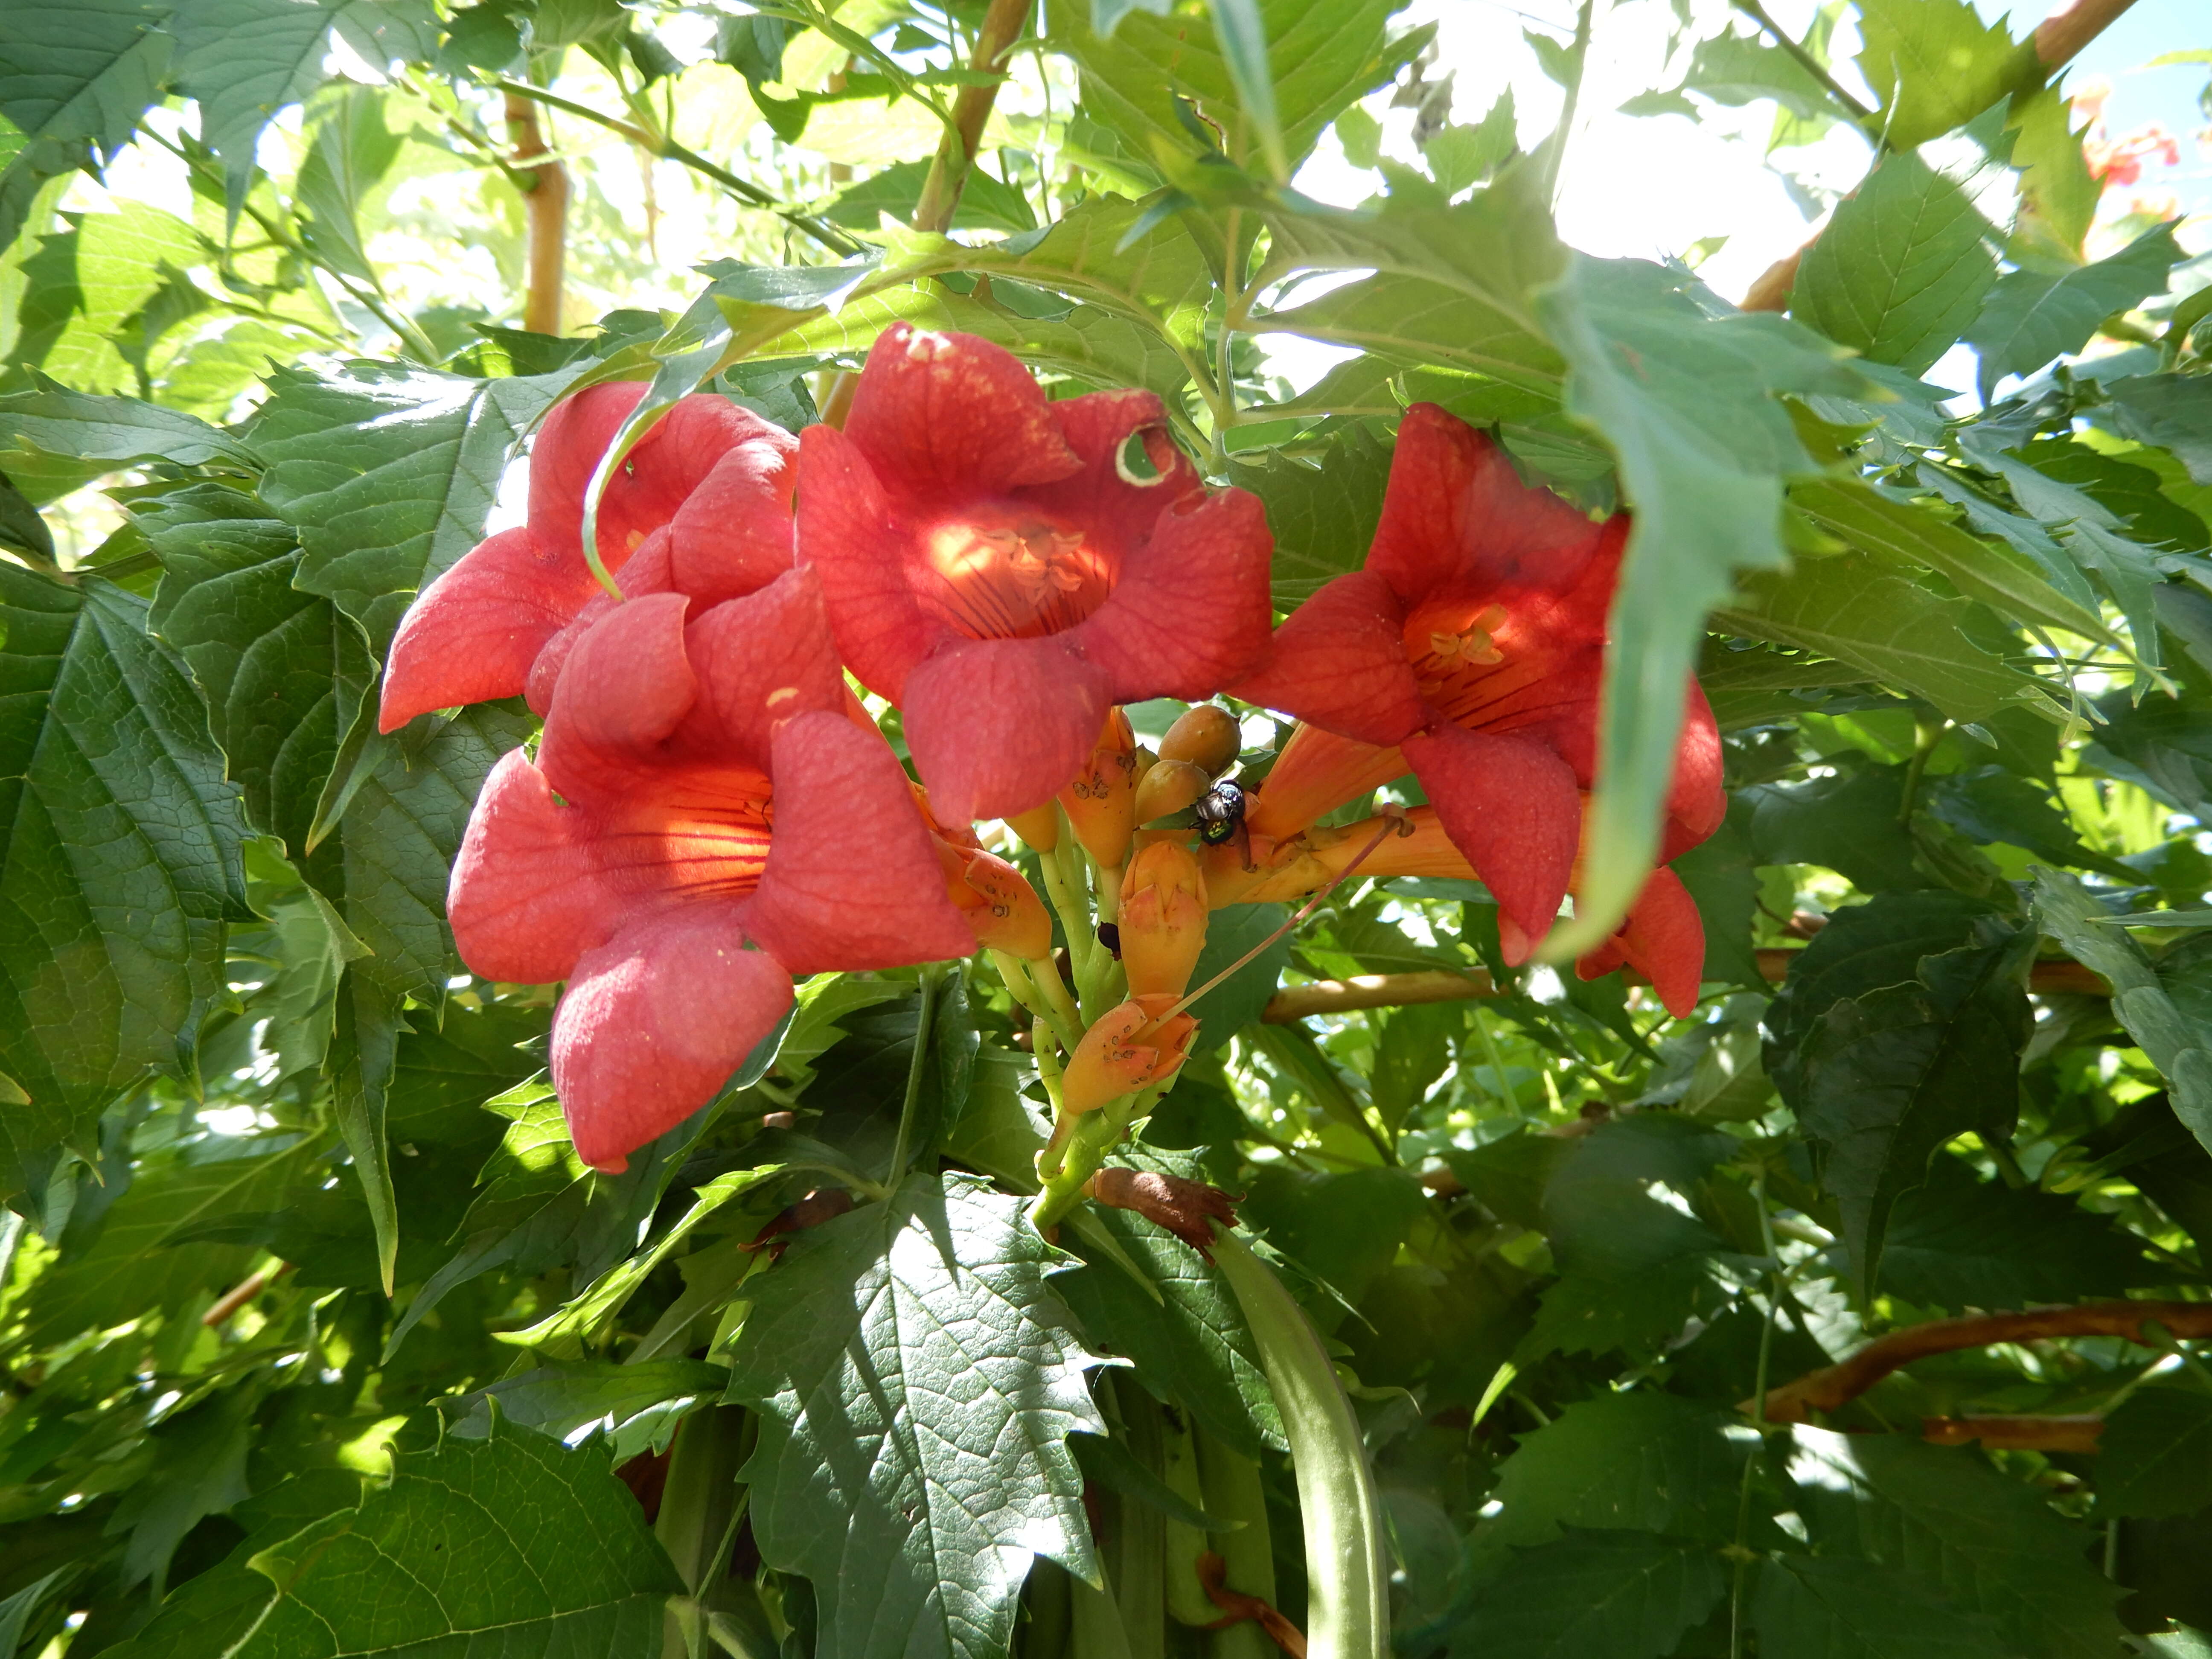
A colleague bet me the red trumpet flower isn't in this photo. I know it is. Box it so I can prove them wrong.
[795,323,1275,826]
[378,382,797,732]
[1235,405,1722,947]
[445,567,972,1171]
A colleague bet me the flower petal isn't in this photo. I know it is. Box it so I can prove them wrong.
[535,591,698,802]
[1368,405,1612,605]
[842,323,1083,501]
[1230,569,1423,746]
[379,528,579,731]
[1077,487,1277,702]
[795,424,946,699]
[740,708,976,973]
[1665,678,1726,859]
[553,906,794,1171]
[1013,388,1198,551]
[448,748,625,983]
[1577,865,1705,1018]
[684,566,849,768]
[532,385,760,570]
[902,633,1112,824]
[1401,721,1580,944]
[667,427,800,606]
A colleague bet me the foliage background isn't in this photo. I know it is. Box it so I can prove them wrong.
[3,0,2212,1656]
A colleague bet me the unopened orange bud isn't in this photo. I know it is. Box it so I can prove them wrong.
[1059,707,1138,867]
[1158,704,1240,778]
[1007,803,1059,852]
[1133,758,1211,825]
[1060,993,1197,1115]
[936,840,1053,959]
[1119,839,1209,997]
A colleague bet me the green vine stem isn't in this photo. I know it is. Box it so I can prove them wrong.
[1208,1230,1387,1659]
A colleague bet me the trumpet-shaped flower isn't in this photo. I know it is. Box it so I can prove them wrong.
[445,566,972,1170]
[379,382,798,731]
[796,324,1275,825]
[1234,405,1722,945]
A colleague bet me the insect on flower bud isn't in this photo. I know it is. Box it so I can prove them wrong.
[1060,993,1198,1116]
[1118,839,1209,998]
[1158,704,1241,779]
[1059,707,1138,867]
[1133,758,1212,825]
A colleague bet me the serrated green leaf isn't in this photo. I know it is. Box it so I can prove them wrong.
[2006,85,2100,262]
[0,381,251,475]
[0,569,252,1200]
[1225,422,1391,610]
[0,0,172,249]
[1717,553,2030,722]
[1681,29,1837,120]
[2098,1388,2212,1518]
[103,1385,255,1595]
[1791,151,1999,375]
[249,360,566,644]
[2034,865,2212,1155]
[294,84,403,291]
[2106,374,2212,487]
[1452,1531,1729,1659]
[1750,1554,2014,1659]
[1968,220,2181,398]
[725,1172,1103,1659]
[1788,1426,2125,1659]
[171,0,437,217]
[1786,919,2032,1293]
[1534,252,1873,950]
[1054,1201,1284,1460]
[12,201,211,403]
[445,1358,731,1455]
[1854,0,2025,149]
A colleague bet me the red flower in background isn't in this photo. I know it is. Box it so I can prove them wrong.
[378,382,798,731]
[1234,405,1722,952]
[796,323,1274,825]
[446,566,972,1170]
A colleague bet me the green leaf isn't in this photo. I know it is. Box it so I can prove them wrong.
[1534,253,1872,949]
[0,569,252,1199]
[2006,86,2100,262]
[1207,0,1285,179]
[1967,220,2182,398]
[1853,0,2025,149]
[1680,29,1838,120]
[183,1417,678,1656]
[445,1359,732,1455]
[2033,865,2212,1155]
[0,381,251,476]
[1453,1531,1729,1659]
[725,1172,1102,1659]
[248,360,566,644]
[104,1385,255,1596]
[294,84,404,290]
[824,157,1037,234]
[1717,553,2028,723]
[1750,1554,2014,1659]
[1790,476,2110,641]
[1057,0,1425,179]
[2098,1388,2212,1519]
[1053,1200,1285,1460]
[140,483,370,847]
[1181,901,1293,1048]
[0,0,172,249]
[1877,1154,2172,1309]
[2106,374,2212,487]
[1786,917,2033,1294]
[2084,694,2212,817]
[1226,423,1391,611]
[1787,1426,2125,1659]
[1790,151,1999,375]
[171,0,437,216]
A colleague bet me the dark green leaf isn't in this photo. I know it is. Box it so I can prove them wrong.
[725,1173,1101,1659]
[0,0,172,248]
[0,570,251,1199]
[1750,1554,2014,1659]
[1741,766,1930,893]
[1453,1531,1729,1659]
[443,1359,730,1453]
[103,1386,254,1595]
[1227,424,1391,611]
[2099,1388,2212,1519]
[1181,900,1292,1045]
[1792,151,1998,375]
[2106,374,2212,486]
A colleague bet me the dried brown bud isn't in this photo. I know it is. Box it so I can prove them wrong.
[744,1186,855,1260]
[1086,1166,1238,1254]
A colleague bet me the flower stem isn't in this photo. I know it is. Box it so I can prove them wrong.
[1207,1230,1387,1659]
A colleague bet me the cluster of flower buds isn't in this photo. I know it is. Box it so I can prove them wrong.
[380,323,1723,1208]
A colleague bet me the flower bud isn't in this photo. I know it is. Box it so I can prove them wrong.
[1060,993,1197,1115]
[1158,704,1240,778]
[1119,838,1209,998]
[1133,758,1211,825]
[1007,803,1059,853]
[935,838,1053,959]
[1059,707,1138,867]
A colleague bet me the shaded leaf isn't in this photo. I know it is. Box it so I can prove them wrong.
[1751,1554,2013,1659]
[2099,1388,2212,1519]
[1968,220,2181,398]
[1453,1531,1729,1659]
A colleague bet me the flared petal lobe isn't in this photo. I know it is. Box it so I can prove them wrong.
[380,527,592,732]
[797,323,1275,821]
